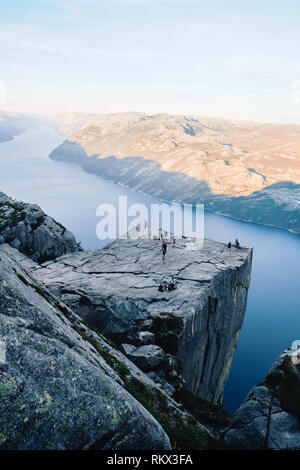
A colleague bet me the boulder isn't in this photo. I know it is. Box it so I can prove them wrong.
[121,344,166,372]
[139,331,155,344]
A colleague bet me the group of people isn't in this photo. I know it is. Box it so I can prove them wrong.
[158,278,177,292]
[227,238,240,251]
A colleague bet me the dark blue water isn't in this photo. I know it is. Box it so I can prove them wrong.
[0,127,299,412]
[204,212,300,411]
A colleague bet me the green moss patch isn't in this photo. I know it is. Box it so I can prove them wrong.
[125,377,228,450]
[173,387,232,430]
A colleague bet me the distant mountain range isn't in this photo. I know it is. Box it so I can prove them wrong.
[0,110,299,233]
[0,111,97,142]
[48,112,300,234]
[0,111,45,142]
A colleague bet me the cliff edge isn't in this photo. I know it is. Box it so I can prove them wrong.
[30,236,253,405]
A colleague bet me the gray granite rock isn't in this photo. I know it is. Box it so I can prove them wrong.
[122,344,166,372]
[225,351,300,450]
[0,192,79,263]
[0,245,171,450]
[139,331,155,344]
[29,236,253,404]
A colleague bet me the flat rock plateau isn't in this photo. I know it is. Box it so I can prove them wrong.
[29,235,253,405]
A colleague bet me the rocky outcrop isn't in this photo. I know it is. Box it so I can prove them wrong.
[0,243,230,450]
[0,192,80,263]
[225,350,300,450]
[30,237,252,404]
[0,244,171,450]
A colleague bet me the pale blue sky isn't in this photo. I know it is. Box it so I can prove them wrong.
[1,0,300,122]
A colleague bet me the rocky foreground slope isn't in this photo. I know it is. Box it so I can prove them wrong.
[1,192,300,450]
[49,112,300,233]
[0,244,171,450]
[29,236,252,405]
[0,192,80,262]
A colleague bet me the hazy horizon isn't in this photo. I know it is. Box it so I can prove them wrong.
[1,0,300,123]
[2,108,300,127]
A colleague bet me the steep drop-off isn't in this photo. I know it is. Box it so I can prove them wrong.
[30,236,253,405]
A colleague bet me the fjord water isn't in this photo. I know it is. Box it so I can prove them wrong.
[0,127,299,412]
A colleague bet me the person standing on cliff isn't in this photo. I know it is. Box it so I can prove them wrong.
[162,240,167,262]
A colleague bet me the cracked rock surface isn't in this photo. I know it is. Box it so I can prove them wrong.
[29,237,253,404]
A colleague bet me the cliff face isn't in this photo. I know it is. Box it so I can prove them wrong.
[0,192,80,263]
[225,350,300,450]
[30,237,252,404]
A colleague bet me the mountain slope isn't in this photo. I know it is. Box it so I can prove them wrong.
[51,112,300,196]
[49,112,300,233]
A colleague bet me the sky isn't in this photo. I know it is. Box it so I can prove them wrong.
[1,0,300,122]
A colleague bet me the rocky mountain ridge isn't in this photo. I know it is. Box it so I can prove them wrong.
[48,112,300,234]
[52,112,300,196]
